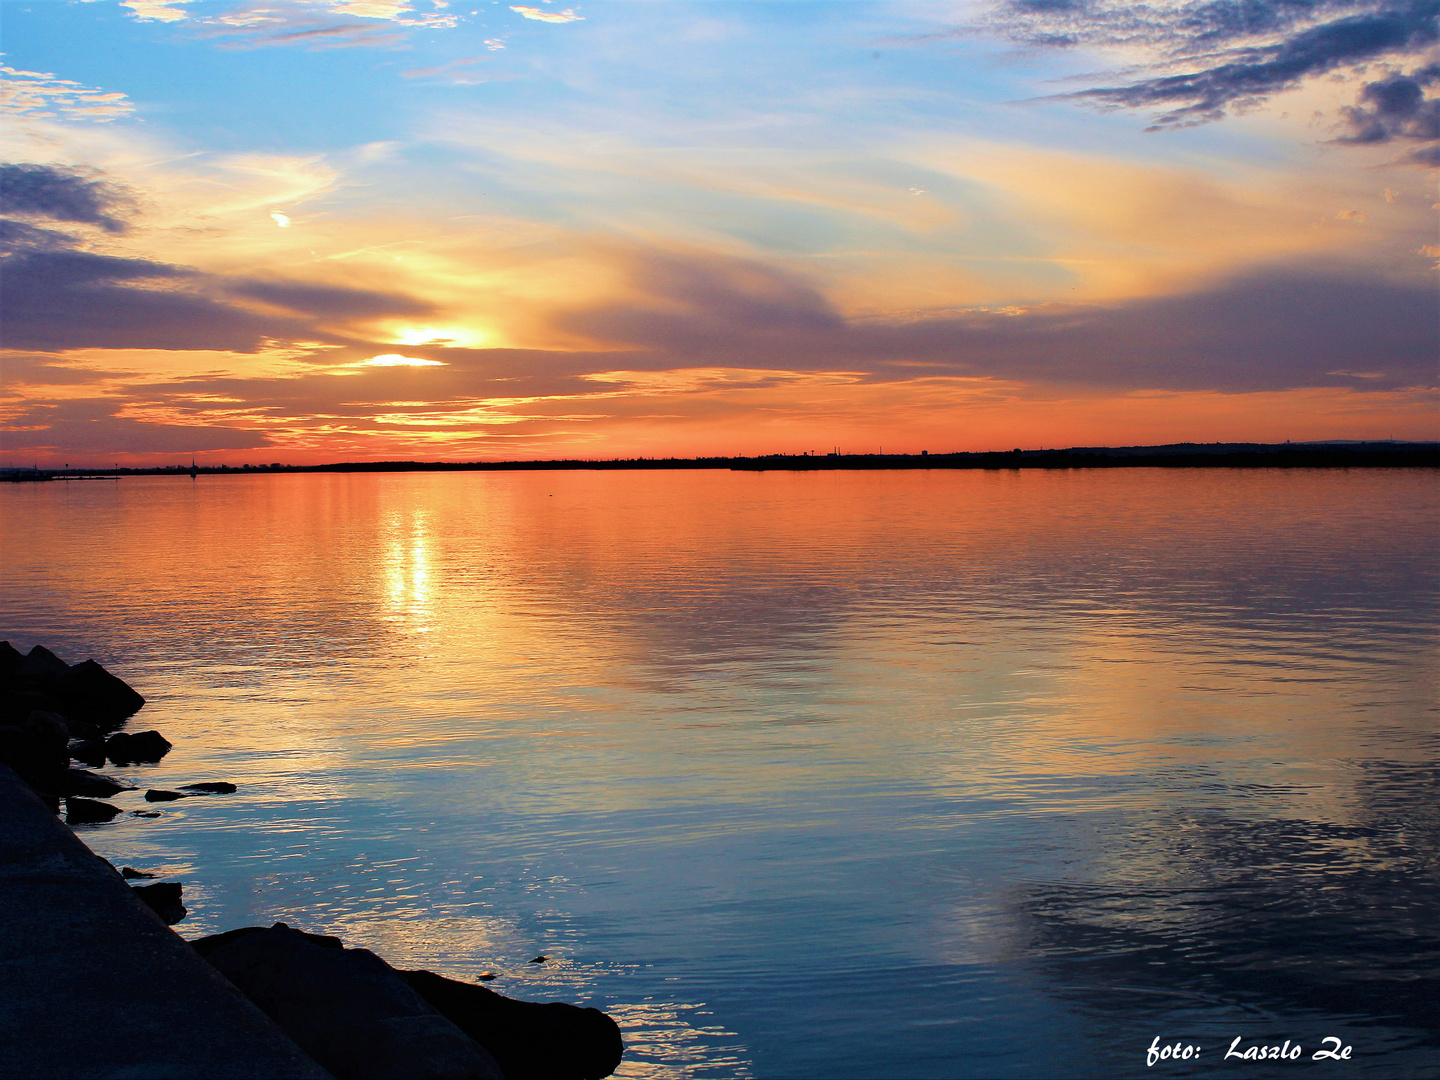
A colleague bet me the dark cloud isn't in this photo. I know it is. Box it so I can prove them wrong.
[0,252,442,353]
[0,250,302,352]
[0,163,130,233]
[102,255,1440,404]
[129,351,635,422]
[563,251,846,354]
[566,254,1438,393]
[987,0,1408,52]
[1335,64,1440,160]
[0,400,271,455]
[0,162,435,353]
[862,265,1438,392]
[976,0,1439,148]
[0,218,78,253]
[4,248,1432,459]
[0,355,131,388]
[1072,7,1438,127]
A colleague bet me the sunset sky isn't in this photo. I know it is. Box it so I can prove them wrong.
[1,0,1436,463]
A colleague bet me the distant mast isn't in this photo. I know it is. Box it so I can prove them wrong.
[189,457,198,479]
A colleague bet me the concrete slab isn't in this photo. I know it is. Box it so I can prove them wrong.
[0,765,331,1079]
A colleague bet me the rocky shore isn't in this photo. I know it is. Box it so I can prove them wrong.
[0,643,624,1080]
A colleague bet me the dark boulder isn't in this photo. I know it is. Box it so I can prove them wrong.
[131,882,187,925]
[402,969,624,1080]
[65,797,121,824]
[0,688,63,726]
[200,924,504,1080]
[192,924,344,957]
[53,767,134,798]
[144,789,186,802]
[13,644,70,682]
[179,781,237,794]
[0,710,71,786]
[120,867,156,879]
[0,640,22,678]
[131,810,162,818]
[52,658,146,726]
[106,730,172,765]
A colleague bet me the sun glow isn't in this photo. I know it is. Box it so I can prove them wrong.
[358,354,448,367]
[391,326,486,348]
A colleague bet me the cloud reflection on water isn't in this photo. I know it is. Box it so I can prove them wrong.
[1,467,1435,1077]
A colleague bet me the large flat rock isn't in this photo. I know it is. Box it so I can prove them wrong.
[0,765,331,1079]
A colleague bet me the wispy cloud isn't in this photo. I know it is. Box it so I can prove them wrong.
[510,5,583,23]
[327,0,414,17]
[192,0,458,47]
[401,56,493,83]
[121,0,194,22]
[263,22,400,46]
[328,0,457,28]
[0,65,134,123]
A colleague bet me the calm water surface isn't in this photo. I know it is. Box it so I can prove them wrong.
[2,468,1437,1078]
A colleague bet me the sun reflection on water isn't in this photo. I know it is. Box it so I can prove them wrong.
[382,506,433,632]
[3,468,1435,1078]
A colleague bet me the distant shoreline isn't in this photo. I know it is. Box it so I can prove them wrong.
[3,441,1437,480]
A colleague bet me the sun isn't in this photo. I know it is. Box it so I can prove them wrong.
[357,354,447,368]
[391,326,486,348]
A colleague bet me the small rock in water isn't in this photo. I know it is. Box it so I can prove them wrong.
[120,867,156,879]
[106,730,172,765]
[476,972,497,981]
[528,956,547,964]
[144,789,186,802]
[131,881,187,925]
[65,797,121,824]
[131,810,162,818]
[179,781,237,794]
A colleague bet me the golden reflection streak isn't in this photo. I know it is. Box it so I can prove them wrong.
[381,505,434,633]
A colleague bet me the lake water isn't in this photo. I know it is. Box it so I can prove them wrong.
[2,467,1437,1078]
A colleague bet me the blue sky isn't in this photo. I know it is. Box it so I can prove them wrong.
[2,0,1436,462]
